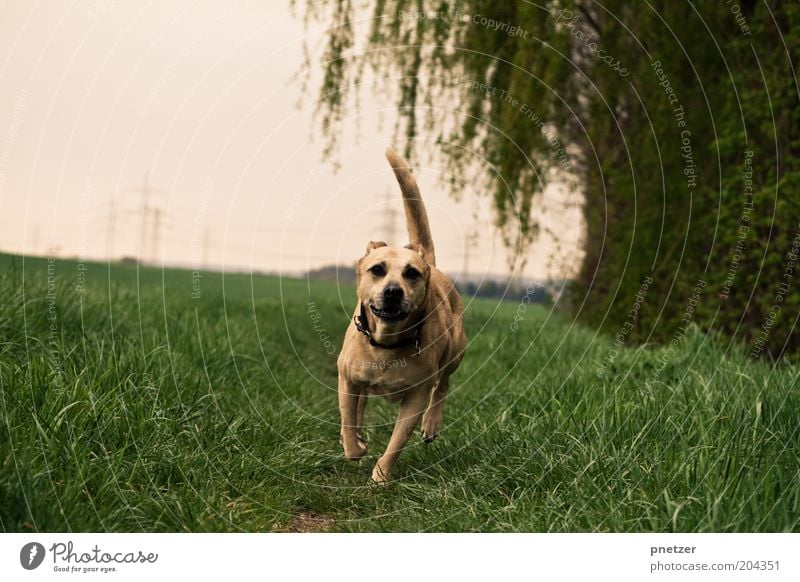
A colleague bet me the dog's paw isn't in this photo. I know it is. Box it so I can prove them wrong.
[370,461,390,485]
[345,440,368,460]
[341,434,368,460]
[421,412,443,443]
[340,433,367,445]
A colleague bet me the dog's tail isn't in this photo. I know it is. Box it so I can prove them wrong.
[385,148,436,266]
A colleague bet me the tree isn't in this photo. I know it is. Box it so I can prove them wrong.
[297,0,800,358]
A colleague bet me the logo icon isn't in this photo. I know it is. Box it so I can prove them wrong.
[20,542,46,570]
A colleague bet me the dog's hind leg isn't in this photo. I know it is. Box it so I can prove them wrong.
[371,386,429,483]
[339,374,367,460]
[421,374,450,443]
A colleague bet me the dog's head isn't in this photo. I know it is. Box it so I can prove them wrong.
[356,241,431,330]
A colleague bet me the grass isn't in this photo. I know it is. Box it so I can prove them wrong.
[0,252,798,532]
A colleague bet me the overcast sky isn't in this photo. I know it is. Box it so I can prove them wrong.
[0,0,583,280]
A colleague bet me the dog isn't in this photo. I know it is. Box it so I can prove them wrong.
[337,148,467,483]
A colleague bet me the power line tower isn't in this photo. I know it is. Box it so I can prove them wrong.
[383,189,399,245]
[124,172,168,264]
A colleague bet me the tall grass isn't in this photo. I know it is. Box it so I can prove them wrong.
[1,254,798,531]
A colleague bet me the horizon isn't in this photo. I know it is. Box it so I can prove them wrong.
[0,2,583,282]
[0,249,571,287]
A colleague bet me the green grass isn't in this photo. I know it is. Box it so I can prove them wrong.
[1,252,798,532]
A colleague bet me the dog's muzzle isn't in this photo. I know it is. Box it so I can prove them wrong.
[370,284,409,321]
[369,303,409,322]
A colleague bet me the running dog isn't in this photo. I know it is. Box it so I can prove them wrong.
[337,148,467,483]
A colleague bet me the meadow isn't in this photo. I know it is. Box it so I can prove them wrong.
[0,253,798,532]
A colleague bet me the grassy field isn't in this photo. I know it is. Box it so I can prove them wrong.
[0,252,798,532]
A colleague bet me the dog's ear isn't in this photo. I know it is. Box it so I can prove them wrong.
[404,242,430,264]
[365,240,388,254]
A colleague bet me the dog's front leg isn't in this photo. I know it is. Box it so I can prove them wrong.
[371,386,429,483]
[356,392,368,443]
[339,374,367,460]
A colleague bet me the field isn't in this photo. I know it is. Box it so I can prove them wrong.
[0,252,798,532]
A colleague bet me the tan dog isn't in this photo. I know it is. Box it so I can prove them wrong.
[337,148,467,483]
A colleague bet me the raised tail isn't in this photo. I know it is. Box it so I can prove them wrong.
[385,148,436,266]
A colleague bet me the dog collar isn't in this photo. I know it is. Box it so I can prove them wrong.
[354,304,424,355]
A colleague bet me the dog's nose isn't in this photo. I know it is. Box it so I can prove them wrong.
[383,284,403,300]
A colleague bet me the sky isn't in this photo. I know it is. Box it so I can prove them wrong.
[0,0,583,281]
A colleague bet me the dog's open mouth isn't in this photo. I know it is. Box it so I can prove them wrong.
[370,304,409,322]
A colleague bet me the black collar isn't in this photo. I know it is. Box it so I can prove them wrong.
[354,304,424,355]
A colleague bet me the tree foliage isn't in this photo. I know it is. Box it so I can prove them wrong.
[298,0,800,358]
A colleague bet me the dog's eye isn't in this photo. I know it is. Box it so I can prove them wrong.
[369,264,386,277]
[404,267,421,280]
